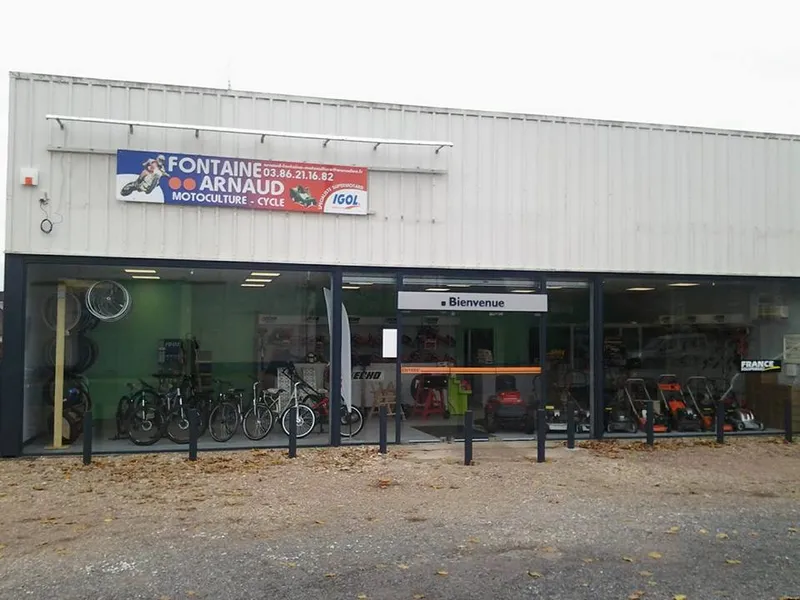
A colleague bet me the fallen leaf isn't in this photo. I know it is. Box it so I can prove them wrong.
[583,558,595,563]
[324,573,337,578]
[698,529,708,535]
[375,564,387,569]
[648,552,662,560]
[467,537,480,544]
[672,596,686,600]
[666,526,680,534]
[788,527,798,533]
[436,570,448,576]
[623,556,635,563]
[284,562,297,568]
[103,518,113,523]
[357,595,368,600]
[398,564,410,570]
[639,571,653,577]
[527,571,543,579]
[629,592,646,600]
[413,595,425,599]
[716,533,729,540]
[725,559,741,565]
[186,593,197,598]
[377,478,392,489]
[0,544,6,551]
[648,581,657,586]
[314,520,325,525]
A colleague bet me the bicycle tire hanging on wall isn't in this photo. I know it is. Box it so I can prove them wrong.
[41,291,83,332]
[85,280,132,322]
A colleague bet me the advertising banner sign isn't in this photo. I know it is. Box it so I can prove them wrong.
[115,149,368,215]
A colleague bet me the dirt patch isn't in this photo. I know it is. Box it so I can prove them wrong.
[0,437,797,561]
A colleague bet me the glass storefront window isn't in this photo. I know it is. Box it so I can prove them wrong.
[24,264,332,453]
[603,277,800,436]
[341,273,398,444]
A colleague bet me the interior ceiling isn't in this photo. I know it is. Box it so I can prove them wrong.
[29,265,332,286]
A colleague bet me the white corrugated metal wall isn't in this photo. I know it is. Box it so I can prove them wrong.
[6,72,800,276]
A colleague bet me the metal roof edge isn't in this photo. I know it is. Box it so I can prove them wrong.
[10,70,800,142]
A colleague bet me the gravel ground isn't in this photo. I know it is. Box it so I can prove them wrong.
[0,437,798,600]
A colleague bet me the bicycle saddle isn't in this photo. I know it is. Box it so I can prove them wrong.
[266,388,285,395]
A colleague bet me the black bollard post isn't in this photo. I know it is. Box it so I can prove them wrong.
[785,395,793,444]
[82,409,92,466]
[188,408,199,462]
[289,405,298,458]
[566,400,576,450]
[716,398,725,444]
[379,405,388,454]
[646,400,655,447]
[464,410,474,466]
[537,407,547,463]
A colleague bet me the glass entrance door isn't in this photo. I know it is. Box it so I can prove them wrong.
[398,276,546,442]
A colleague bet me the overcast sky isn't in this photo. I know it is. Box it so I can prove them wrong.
[2,0,800,287]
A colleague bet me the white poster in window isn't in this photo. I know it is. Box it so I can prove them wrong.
[382,328,398,359]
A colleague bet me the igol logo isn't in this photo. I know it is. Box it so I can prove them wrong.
[331,192,361,208]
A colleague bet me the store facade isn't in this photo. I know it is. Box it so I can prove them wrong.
[2,72,799,456]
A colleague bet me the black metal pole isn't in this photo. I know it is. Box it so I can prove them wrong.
[566,399,576,450]
[379,404,388,454]
[289,405,297,458]
[716,398,725,444]
[537,407,547,463]
[464,410,473,466]
[646,400,655,447]
[188,408,199,462]
[82,409,92,466]
[785,395,793,443]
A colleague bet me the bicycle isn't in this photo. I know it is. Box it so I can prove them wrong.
[119,374,198,445]
[208,379,280,442]
[278,363,364,439]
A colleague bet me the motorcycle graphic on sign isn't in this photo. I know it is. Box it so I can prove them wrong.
[120,155,170,197]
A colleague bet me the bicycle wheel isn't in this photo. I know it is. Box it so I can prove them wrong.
[165,408,192,444]
[42,291,82,332]
[243,403,274,441]
[127,400,164,446]
[209,402,240,442]
[86,280,132,322]
[340,405,364,438]
[281,404,316,438]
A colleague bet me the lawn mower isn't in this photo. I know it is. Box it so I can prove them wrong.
[539,371,591,434]
[484,375,535,434]
[604,388,639,433]
[719,385,765,431]
[623,378,669,433]
[657,374,703,432]
[685,376,733,432]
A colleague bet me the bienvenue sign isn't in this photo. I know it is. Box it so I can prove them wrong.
[398,291,548,313]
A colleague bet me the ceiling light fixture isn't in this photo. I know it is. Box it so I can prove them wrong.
[245,278,272,284]
[342,285,360,290]
[425,287,449,292]
[241,283,265,288]
[131,275,160,280]
[668,282,700,287]
[626,287,655,292]
[511,289,534,293]
[125,268,157,274]
[251,272,281,277]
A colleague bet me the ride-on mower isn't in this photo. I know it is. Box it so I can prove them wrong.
[484,375,535,434]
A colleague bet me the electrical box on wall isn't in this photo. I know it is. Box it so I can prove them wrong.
[20,168,39,187]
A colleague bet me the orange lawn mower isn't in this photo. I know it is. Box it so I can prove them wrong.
[685,376,733,432]
[656,374,703,432]
[623,378,670,433]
